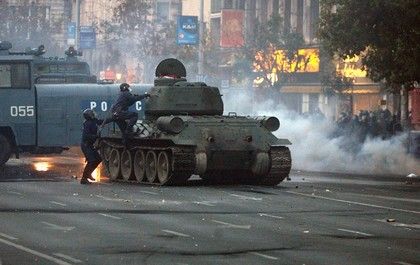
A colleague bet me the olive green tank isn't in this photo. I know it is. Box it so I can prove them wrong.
[98,59,292,185]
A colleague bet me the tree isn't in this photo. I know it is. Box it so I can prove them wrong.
[101,0,205,82]
[0,0,63,55]
[319,0,419,90]
[230,14,306,89]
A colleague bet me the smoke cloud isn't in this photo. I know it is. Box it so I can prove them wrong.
[222,89,420,176]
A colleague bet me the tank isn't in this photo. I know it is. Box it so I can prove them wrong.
[98,59,292,185]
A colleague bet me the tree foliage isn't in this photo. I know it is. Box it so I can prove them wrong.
[0,0,62,54]
[231,14,305,89]
[101,0,207,82]
[319,0,420,90]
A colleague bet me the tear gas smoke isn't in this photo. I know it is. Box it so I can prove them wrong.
[222,89,420,176]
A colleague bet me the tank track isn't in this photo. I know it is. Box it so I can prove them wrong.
[99,139,195,186]
[259,146,292,186]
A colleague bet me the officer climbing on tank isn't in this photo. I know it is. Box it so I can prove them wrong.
[102,83,150,138]
[80,109,103,184]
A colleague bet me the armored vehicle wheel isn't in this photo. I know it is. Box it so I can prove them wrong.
[133,150,146,181]
[0,134,12,166]
[121,150,133,181]
[145,151,157,183]
[109,148,121,180]
[157,151,171,184]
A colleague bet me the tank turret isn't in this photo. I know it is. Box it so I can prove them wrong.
[145,58,223,119]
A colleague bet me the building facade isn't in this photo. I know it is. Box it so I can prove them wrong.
[182,0,388,118]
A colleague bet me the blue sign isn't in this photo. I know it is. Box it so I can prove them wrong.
[176,16,198,45]
[79,26,96,49]
[67,22,76,45]
[68,22,76,39]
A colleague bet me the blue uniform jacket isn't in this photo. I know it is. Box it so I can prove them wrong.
[81,118,103,162]
[111,91,147,113]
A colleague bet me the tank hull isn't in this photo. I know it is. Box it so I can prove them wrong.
[98,115,292,186]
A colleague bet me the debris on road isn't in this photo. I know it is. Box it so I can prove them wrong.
[386,218,396,223]
[406,173,417,185]
[406,173,417,178]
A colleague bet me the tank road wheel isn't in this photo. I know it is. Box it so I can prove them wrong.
[133,150,146,182]
[157,151,171,184]
[108,148,121,180]
[121,150,133,181]
[145,151,157,183]
[101,144,112,162]
[0,134,12,167]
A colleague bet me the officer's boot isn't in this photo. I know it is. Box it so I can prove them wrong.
[81,163,95,184]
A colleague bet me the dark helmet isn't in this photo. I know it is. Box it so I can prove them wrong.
[83,108,96,120]
[120,83,130,91]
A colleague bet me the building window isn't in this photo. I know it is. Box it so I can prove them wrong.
[0,63,30,89]
[211,0,222,13]
[284,0,291,33]
[224,0,233,9]
[310,0,320,41]
[302,94,309,113]
[237,0,245,10]
[296,0,304,34]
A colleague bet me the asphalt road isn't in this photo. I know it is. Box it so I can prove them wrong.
[0,152,419,265]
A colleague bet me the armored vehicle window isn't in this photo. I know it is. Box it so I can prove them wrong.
[66,63,89,74]
[58,64,66,73]
[35,64,50,74]
[0,63,30,89]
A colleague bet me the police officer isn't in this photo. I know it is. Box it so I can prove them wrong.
[80,109,103,184]
[103,83,150,136]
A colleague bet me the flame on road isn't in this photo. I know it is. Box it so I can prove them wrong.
[91,165,101,182]
[33,162,51,172]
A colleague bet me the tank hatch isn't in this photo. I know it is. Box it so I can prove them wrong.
[155,58,186,78]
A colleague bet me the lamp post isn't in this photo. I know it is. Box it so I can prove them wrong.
[198,0,204,78]
[75,0,81,50]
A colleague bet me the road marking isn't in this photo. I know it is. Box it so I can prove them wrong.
[287,191,420,214]
[41,222,75,232]
[139,190,158,195]
[211,220,251,229]
[50,201,67,207]
[0,237,72,265]
[194,201,216,207]
[96,195,125,202]
[258,213,284,219]
[250,251,278,260]
[7,191,22,195]
[230,194,262,201]
[53,253,82,263]
[162,230,190,238]
[0,233,18,240]
[337,228,373,237]
[356,194,420,204]
[375,219,420,229]
[98,213,122,220]
[394,262,416,265]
